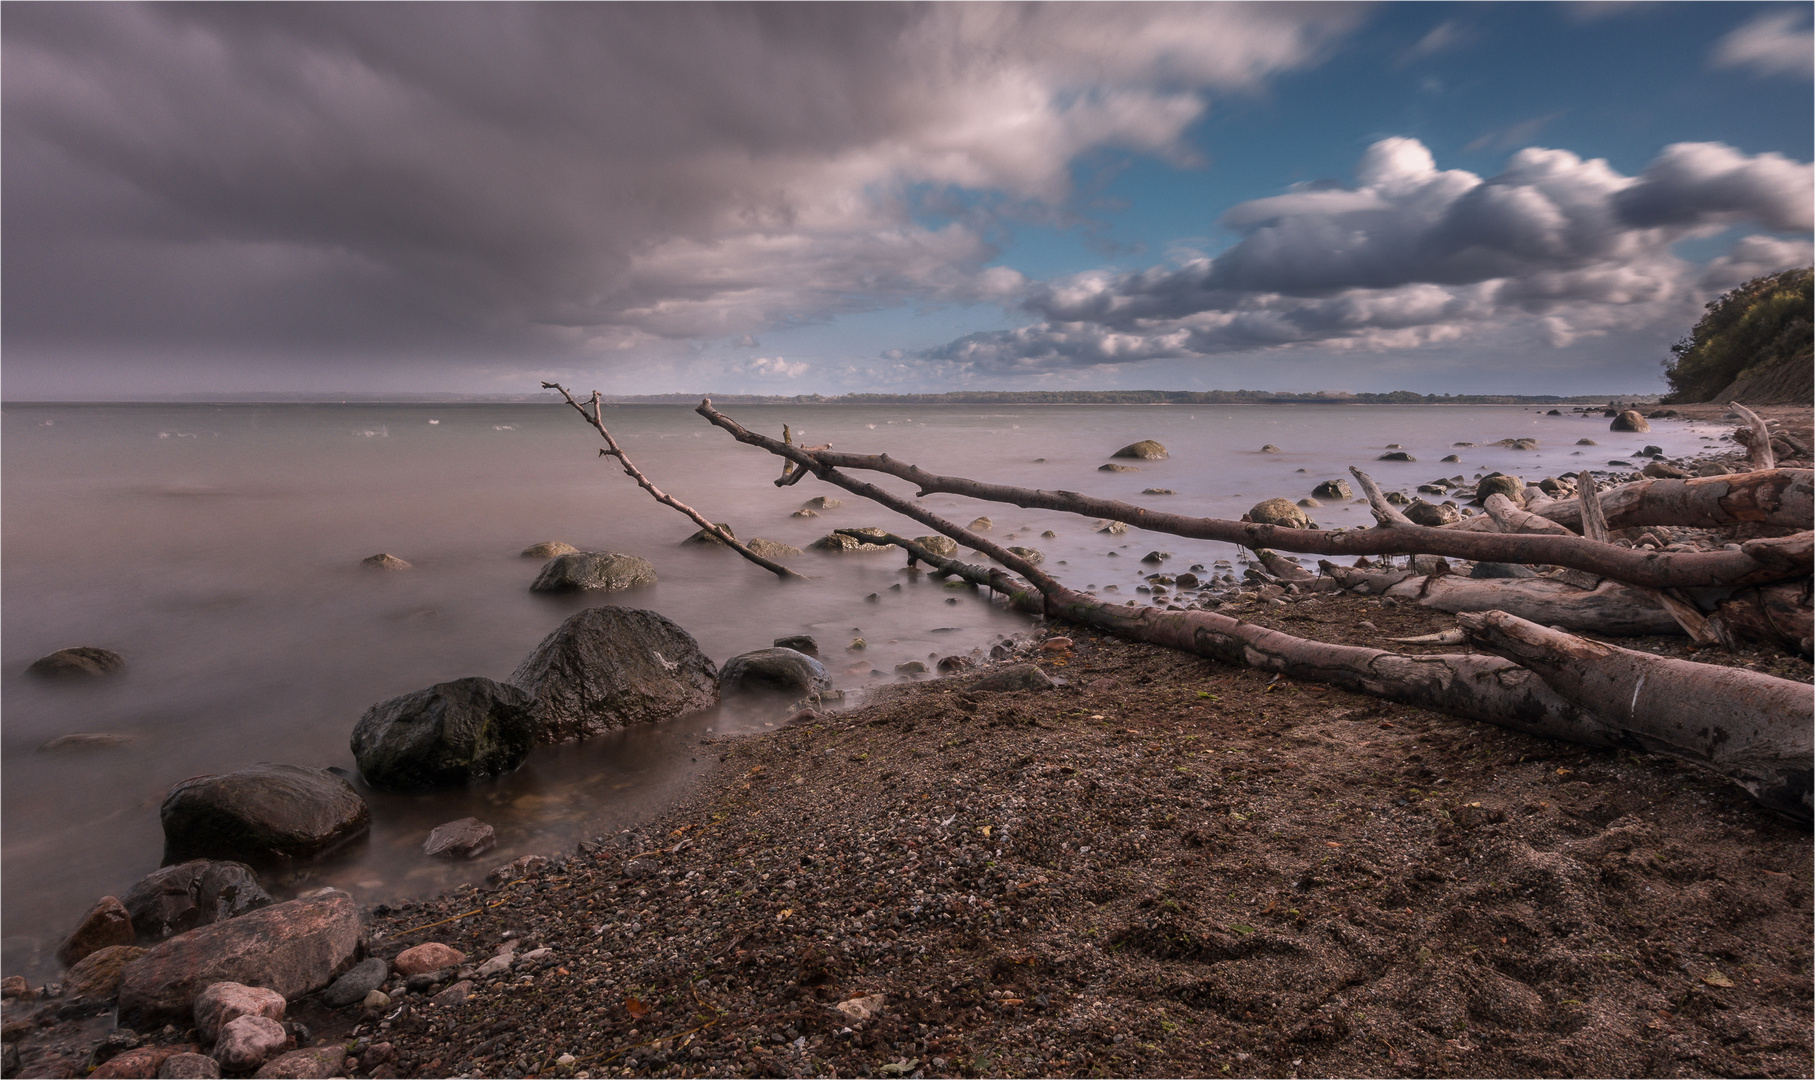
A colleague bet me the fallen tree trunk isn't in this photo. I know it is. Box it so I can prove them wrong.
[1532,468,1812,533]
[1459,610,1812,819]
[692,401,1807,589]
[700,402,1812,820]
[1320,565,1684,636]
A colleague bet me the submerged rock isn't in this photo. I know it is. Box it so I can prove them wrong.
[1311,479,1353,501]
[351,678,540,791]
[1112,440,1168,460]
[1474,474,1525,506]
[159,764,369,867]
[26,647,126,680]
[681,523,736,545]
[520,540,578,559]
[1246,498,1311,529]
[1377,451,1416,462]
[810,529,892,553]
[745,538,802,559]
[121,860,271,943]
[530,551,656,592]
[1609,410,1651,433]
[422,817,496,860]
[117,893,359,1029]
[361,553,411,571]
[772,634,819,656]
[719,648,831,699]
[1006,546,1045,565]
[912,535,959,559]
[1404,499,1460,527]
[1098,463,1140,473]
[510,607,718,740]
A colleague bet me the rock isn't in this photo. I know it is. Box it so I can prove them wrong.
[519,541,578,559]
[37,732,135,752]
[159,764,370,866]
[360,553,411,571]
[90,1045,193,1079]
[1641,445,1664,457]
[912,535,958,558]
[1642,461,1690,479]
[1441,454,1461,463]
[1096,520,1129,535]
[1142,488,1174,495]
[26,647,126,679]
[894,661,927,675]
[421,818,495,860]
[809,530,892,553]
[1411,555,1452,575]
[1005,546,1044,565]
[1385,491,1410,505]
[1547,409,1562,415]
[253,1046,344,1079]
[117,894,359,1029]
[1470,562,1538,579]
[1404,500,1459,527]
[56,896,136,967]
[529,551,656,592]
[1259,444,1282,454]
[680,523,735,545]
[1246,498,1310,529]
[1609,410,1650,433]
[935,655,975,673]
[772,635,818,656]
[719,648,831,699]
[429,981,473,1007]
[320,957,389,1008]
[1174,572,1200,588]
[1576,438,1598,446]
[360,990,390,1010]
[1491,438,1539,450]
[157,1052,221,1078]
[1377,451,1416,462]
[790,508,819,519]
[1112,440,1168,460]
[1697,461,1733,476]
[800,496,841,510]
[1140,551,1169,564]
[122,861,272,943]
[973,665,1055,693]
[745,538,802,559]
[1536,477,1575,497]
[1473,474,1524,506]
[509,607,718,740]
[63,945,147,1002]
[351,678,540,792]
[394,942,465,977]
[1311,479,1352,501]
[194,982,288,1043]
[1297,497,1321,509]
[967,517,992,531]
[0,976,26,999]
[211,1016,289,1073]
[1098,463,1139,472]
[486,854,547,885]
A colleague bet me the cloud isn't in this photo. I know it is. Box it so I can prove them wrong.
[925,137,1813,370]
[733,355,810,380]
[0,3,1363,380]
[1712,10,1815,79]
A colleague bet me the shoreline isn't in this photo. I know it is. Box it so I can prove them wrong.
[4,405,1809,1078]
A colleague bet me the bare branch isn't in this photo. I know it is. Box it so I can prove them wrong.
[541,382,805,581]
[1731,401,1777,471]
[1348,466,1415,526]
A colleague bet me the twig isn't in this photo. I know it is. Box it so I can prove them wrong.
[542,383,804,580]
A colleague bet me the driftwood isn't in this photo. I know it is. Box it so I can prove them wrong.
[1333,567,1683,637]
[1533,468,1812,533]
[543,383,804,580]
[694,404,1809,590]
[1731,401,1776,471]
[696,401,1812,819]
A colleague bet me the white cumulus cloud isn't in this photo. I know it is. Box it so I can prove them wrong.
[1712,10,1815,79]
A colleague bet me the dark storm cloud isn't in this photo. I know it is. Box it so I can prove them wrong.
[927,138,1813,370]
[1,2,1363,382]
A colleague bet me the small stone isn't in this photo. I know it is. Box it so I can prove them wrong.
[894,661,928,675]
[157,1052,221,1078]
[968,517,992,531]
[361,553,411,571]
[422,818,496,860]
[791,508,819,518]
[1575,438,1598,446]
[1141,488,1174,495]
[394,943,466,977]
[520,541,578,559]
[1259,444,1281,454]
[252,1045,343,1079]
[833,993,886,1022]
[973,665,1055,693]
[680,523,736,545]
[1377,451,1415,462]
[362,989,391,1009]
[430,980,473,1007]
[211,1015,289,1072]
[195,983,287,1043]
[800,496,841,510]
[57,896,136,967]
[26,647,127,679]
[0,976,25,999]
[320,957,389,1008]
[90,1045,192,1079]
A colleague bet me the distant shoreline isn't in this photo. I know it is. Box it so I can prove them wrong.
[4,390,1659,406]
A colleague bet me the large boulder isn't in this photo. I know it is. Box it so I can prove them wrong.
[159,764,370,867]
[350,678,540,792]
[1609,410,1651,433]
[529,552,656,592]
[509,607,718,741]
[122,860,272,943]
[56,896,135,967]
[116,893,361,1030]
[1111,440,1168,460]
[1245,498,1311,529]
[27,646,126,679]
[718,648,831,699]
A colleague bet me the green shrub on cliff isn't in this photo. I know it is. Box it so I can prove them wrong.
[1661,267,1813,403]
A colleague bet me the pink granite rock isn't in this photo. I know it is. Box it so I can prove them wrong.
[194,981,287,1043]
[253,1045,346,1078]
[63,944,148,1002]
[392,941,465,976]
[88,1045,195,1079]
[210,1015,290,1072]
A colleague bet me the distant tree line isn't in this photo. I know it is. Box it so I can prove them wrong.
[1662,267,1812,404]
[606,389,1635,406]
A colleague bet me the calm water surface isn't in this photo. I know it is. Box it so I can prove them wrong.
[1,401,1717,977]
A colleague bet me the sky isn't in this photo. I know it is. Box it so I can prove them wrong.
[3,2,1811,400]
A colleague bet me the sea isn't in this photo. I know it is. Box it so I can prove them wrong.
[0,400,1722,978]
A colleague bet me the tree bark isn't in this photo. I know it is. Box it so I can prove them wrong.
[1459,610,1811,820]
[1532,468,1812,533]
